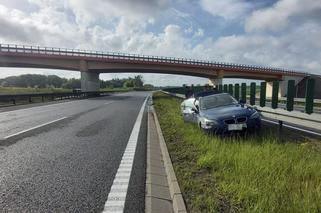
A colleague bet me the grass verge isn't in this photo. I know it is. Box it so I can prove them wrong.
[153,92,321,213]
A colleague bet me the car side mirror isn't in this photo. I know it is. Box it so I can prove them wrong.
[239,99,245,106]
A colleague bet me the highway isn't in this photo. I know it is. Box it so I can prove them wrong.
[0,92,150,212]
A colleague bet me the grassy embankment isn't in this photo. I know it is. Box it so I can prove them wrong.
[153,92,321,213]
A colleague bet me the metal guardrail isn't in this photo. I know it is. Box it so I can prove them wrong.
[0,43,307,76]
[0,91,107,105]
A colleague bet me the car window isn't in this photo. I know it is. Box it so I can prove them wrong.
[200,94,237,110]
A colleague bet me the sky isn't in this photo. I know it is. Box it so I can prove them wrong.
[0,0,320,86]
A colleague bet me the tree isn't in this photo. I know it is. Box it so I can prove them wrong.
[47,75,63,87]
[133,75,144,88]
[143,84,154,90]
[62,78,81,89]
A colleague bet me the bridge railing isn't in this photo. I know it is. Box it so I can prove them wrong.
[0,44,306,76]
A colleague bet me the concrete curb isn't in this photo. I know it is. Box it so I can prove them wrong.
[145,99,173,213]
[151,105,187,213]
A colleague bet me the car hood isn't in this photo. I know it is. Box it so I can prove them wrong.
[200,104,253,120]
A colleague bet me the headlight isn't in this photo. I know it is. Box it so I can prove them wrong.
[250,111,260,119]
[201,118,218,129]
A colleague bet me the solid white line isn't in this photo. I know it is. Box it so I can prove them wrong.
[3,116,68,139]
[102,96,148,213]
[261,118,321,137]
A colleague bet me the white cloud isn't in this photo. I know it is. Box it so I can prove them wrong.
[0,0,321,87]
[200,0,251,20]
[68,0,170,27]
[245,0,321,32]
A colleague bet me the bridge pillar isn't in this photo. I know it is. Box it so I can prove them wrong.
[81,72,100,92]
[266,76,304,98]
[208,78,222,89]
[208,70,224,89]
[80,60,100,92]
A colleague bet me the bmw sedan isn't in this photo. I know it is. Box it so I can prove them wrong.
[181,93,261,134]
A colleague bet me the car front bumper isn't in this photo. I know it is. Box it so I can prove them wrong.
[203,118,261,134]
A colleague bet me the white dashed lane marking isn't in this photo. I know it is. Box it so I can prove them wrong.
[3,116,68,139]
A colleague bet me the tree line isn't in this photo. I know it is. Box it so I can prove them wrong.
[0,74,146,89]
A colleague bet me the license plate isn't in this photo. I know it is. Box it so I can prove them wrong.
[228,123,246,131]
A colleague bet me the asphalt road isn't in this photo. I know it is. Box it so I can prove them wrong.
[0,91,150,212]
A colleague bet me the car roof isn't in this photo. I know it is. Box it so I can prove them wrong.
[194,91,222,99]
[199,93,232,100]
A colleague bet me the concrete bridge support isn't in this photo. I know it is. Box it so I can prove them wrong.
[208,78,223,89]
[208,70,224,89]
[266,76,303,98]
[81,72,100,92]
[80,60,100,92]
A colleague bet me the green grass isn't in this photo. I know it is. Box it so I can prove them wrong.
[0,87,71,94]
[153,92,321,213]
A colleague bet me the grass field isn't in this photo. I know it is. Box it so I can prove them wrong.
[153,92,321,213]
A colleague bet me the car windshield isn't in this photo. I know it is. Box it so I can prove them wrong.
[200,94,237,110]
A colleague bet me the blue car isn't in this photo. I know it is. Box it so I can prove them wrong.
[181,93,261,134]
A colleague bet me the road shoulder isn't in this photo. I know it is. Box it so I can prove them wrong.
[145,99,187,213]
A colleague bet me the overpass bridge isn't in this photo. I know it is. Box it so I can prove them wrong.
[0,44,309,96]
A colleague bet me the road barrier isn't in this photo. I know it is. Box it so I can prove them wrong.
[163,78,319,114]
[234,83,240,101]
[260,82,266,107]
[0,91,107,106]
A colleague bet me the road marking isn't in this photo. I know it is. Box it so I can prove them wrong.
[102,96,148,213]
[104,101,115,105]
[3,117,68,139]
[261,118,321,137]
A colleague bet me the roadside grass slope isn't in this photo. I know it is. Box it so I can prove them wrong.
[153,92,321,213]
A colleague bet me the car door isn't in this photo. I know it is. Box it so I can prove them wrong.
[181,98,197,123]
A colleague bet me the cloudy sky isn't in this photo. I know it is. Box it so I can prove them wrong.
[0,0,320,86]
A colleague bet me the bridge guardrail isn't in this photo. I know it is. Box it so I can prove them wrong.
[0,43,307,76]
[0,91,107,106]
